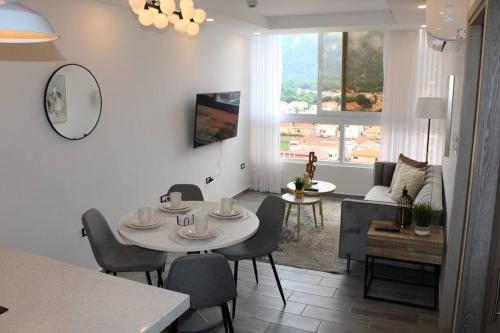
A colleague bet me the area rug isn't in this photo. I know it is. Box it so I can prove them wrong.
[236,191,363,275]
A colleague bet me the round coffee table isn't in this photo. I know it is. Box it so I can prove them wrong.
[281,193,322,238]
[286,180,336,234]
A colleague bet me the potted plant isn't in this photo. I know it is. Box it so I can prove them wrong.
[412,203,435,236]
[294,176,305,199]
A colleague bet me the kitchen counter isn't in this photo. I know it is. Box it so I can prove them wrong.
[0,245,189,333]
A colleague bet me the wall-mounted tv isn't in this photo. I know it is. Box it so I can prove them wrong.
[193,91,241,148]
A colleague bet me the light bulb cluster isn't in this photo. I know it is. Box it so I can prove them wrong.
[129,0,207,36]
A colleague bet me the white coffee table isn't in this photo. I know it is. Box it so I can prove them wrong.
[281,193,322,238]
[118,201,260,253]
[285,180,337,236]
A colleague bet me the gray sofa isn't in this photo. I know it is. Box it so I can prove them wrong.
[339,161,445,272]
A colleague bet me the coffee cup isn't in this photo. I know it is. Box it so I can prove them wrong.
[221,198,236,215]
[136,207,151,225]
[166,192,182,208]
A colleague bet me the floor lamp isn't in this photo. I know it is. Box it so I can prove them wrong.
[415,97,446,162]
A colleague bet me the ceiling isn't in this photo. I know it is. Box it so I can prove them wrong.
[245,0,389,17]
[102,0,427,33]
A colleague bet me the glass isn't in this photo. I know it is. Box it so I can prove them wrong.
[280,34,318,114]
[344,125,381,163]
[344,31,384,112]
[280,122,340,161]
[321,32,343,112]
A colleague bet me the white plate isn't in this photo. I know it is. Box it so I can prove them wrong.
[126,218,162,229]
[209,207,244,218]
[209,209,246,220]
[177,226,219,239]
[159,202,191,212]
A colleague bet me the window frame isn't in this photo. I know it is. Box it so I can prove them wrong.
[280,31,383,166]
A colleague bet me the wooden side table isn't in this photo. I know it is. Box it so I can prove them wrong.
[281,193,321,238]
[364,220,444,310]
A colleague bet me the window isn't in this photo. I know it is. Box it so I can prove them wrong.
[280,31,384,164]
[345,32,384,112]
[280,123,340,161]
[280,34,318,114]
[344,125,381,163]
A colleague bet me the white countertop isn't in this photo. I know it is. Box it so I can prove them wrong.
[0,245,189,333]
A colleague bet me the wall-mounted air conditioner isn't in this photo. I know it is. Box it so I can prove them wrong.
[426,0,467,51]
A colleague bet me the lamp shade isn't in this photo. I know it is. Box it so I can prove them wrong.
[0,1,58,43]
[415,97,446,119]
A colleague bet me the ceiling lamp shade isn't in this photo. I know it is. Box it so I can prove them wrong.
[129,0,206,37]
[0,0,58,43]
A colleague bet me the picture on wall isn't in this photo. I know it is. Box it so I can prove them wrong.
[46,75,67,124]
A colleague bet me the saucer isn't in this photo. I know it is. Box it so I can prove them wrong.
[177,226,219,239]
[126,216,162,229]
[209,206,243,218]
[160,202,190,212]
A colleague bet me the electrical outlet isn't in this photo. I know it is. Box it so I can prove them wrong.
[206,176,214,184]
[240,162,246,170]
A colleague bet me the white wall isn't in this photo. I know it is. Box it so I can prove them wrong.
[0,0,250,269]
[281,161,373,196]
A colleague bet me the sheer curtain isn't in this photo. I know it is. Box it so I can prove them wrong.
[250,35,282,193]
[381,29,447,164]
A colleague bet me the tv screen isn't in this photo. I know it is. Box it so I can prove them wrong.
[194,91,241,148]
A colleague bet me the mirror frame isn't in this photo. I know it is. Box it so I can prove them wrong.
[44,64,102,141]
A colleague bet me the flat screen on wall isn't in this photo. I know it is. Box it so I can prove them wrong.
[194,91,241,148]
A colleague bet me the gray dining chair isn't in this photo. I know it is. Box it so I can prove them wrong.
[167,184,204,201]
[164,254,236,333]
[213,195,286,318]
[82,208,167,287]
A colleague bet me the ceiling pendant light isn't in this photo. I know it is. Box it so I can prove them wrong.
[129,0,207,36]
[0,0,58,43]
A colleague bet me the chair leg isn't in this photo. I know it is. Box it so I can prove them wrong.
[223,303,234,333]
[232,261,239,319]
[252,257,259,284]
[268,253,286,305]
[220,305,228,333]
[146,271,152,285]
[157,269,163,287]
[113,272,117,276]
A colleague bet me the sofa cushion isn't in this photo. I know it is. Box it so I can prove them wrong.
[389,154,428,191]
[414,166,444,211]
[364,186,396,204]
[390,163,426,201]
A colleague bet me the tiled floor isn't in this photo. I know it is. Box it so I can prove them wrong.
[121,257,447,333]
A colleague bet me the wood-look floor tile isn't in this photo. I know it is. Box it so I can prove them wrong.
[301,305,370,327]
[237,279,293,300]
[316,320,381,333]
[237,290,306,315]
[280,280,335,297]
[252,307,321,332]
[264,323,312,333]
[288,291,351,312]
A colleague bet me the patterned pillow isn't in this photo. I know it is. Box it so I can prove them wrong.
[390,154,428,192]
[390,163,426,201]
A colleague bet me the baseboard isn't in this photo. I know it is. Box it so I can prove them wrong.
[233,187,251,198]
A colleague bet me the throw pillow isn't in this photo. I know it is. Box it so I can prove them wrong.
[390,163,426,201]
[389,154,428,192]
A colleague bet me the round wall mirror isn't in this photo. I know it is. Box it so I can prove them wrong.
[44,64,102,140]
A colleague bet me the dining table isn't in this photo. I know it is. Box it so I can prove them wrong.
[118,201,260,253]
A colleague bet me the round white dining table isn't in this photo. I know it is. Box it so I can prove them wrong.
[118,201,260,253]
